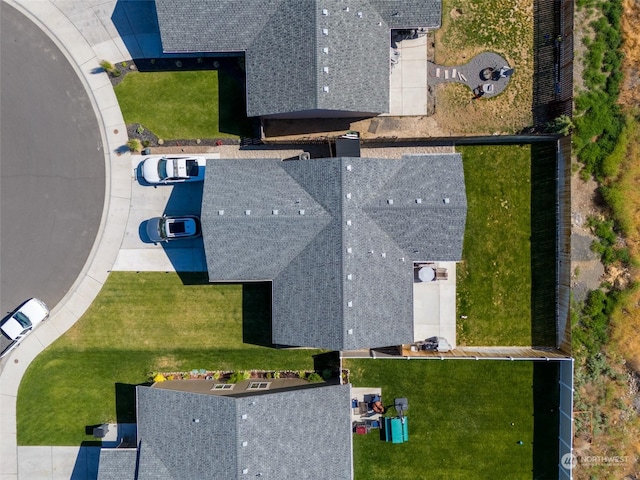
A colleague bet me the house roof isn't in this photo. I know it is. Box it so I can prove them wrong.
[155,0,441,117]
[98,384,354,480]
[201,154,467,350]
[97,450,137,480]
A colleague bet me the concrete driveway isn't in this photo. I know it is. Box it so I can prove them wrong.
[111,155,218,272]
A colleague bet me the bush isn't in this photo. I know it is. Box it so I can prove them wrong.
[321,368,334,381]
[307,372,323,383]
[227,371,250,384]
[126,138,141,152]
[99,60,115,72]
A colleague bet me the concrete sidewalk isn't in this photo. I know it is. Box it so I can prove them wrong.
[0,1,132,479]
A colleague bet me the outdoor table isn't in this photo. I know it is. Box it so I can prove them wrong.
[418,267,435,282]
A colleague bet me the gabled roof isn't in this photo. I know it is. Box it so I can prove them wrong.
[201,154,467,350]
[98,384,353,480]
[155,0,441,117]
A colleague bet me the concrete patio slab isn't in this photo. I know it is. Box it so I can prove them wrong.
[413,262,457,348]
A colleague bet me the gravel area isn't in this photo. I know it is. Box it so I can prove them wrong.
[144,144,454,159]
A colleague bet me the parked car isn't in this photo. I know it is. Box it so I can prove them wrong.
[0,298,49,358]
[147,215,202,243]
[141,156,206,184]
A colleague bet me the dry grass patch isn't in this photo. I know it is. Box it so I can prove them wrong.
[432,0,534,134]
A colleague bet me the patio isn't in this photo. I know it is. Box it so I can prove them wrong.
[413,261,457,348]
[350,387,383,425]
[389,34,429,115]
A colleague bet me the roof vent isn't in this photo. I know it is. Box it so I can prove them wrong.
[368,250,374,254]
[346,220,352,226]
[347,274,353,280]
[242,441,248,447]
[343,6,349,11]
[346,193,352,199]
[323,85,329,92]
[322,28,329,35]
[299,209,305,215]
[357,11,363,17]
[272,209,278,215]
[400,257,405,262]
[243,469,249,475]
[416,198,422,204]
[347,247,352,254]
[322,8,329,15]
[241,414,248,420]
[443,198,450,204]
[218,210,224,215]
[377,21,382,26]
[348,301,353,307]
[346,164,352,171]
[387,199,394,205]
[348,329,353,335]
[193,418,200,423]
[244,210,251,215]
[323,47,329,54]
[323,66,329,73]
[381,252,386,258]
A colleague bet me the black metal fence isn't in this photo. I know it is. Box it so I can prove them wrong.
[533,0,575,125]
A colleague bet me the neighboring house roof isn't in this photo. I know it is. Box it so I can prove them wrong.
[154,0,441,117]
[97,384,353,480]
[201,154,467,350]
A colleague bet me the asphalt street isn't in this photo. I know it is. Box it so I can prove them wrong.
[0,4,105,317]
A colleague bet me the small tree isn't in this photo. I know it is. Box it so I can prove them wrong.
[545,115,574,136]
[127,138,142,152]
[99,60,117,74]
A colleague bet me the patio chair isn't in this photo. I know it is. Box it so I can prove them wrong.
[436,268,448,280]
[482,83,494,94]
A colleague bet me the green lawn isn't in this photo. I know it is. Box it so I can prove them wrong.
[346,359,559,480]
[456,145,532,345]
[114,69,252,139]
[17,272,322,445]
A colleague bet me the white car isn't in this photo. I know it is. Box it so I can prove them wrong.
[147,215,202,243]
[141,156,206,184]
[1,298,49,358]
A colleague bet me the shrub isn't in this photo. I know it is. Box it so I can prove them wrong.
[99,60,115,72]
[321,368,334,381]
[142,140,150,148]
[228,371,250,384]
[126,138,142,152]
[136,125,145,135]
[153,373,166,383]
[307,372,323,383]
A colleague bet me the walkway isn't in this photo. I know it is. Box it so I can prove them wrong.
[428,51,513,98]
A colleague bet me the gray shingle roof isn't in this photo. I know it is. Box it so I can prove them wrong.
[202,154,467,350]
[130,384,353,479]
[155,0,441,117]
[97,449,137,480]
